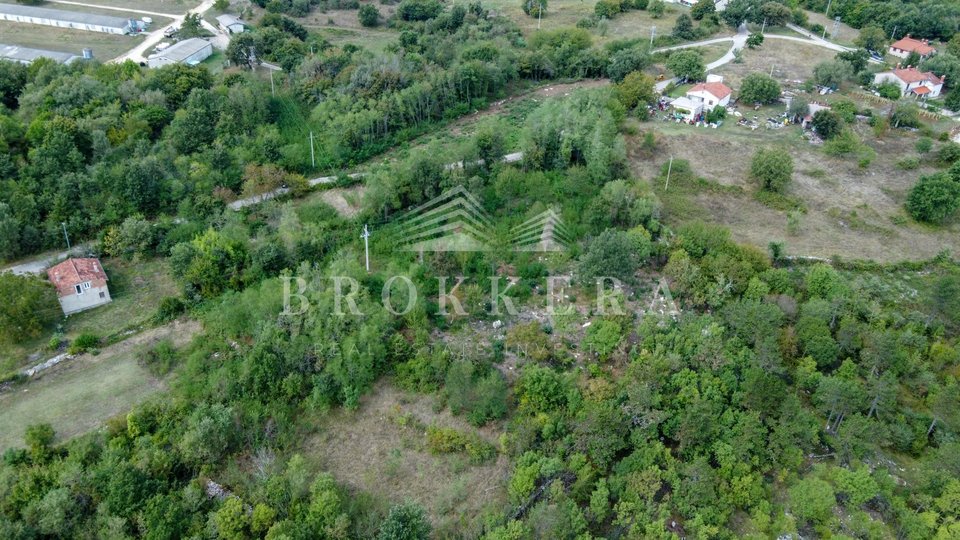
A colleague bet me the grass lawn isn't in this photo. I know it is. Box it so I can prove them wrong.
[295,380,509,538]
[0,20,141,60]
[0,257,179,375]
[48,0,198,13]
[0,319,200,451]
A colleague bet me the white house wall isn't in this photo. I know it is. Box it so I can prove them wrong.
[59,286,112,315]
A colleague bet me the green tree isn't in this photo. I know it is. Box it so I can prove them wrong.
[666,50,706,82]
[579,229,645,283]
[760,1,791,26]
[214,0,230,11]
[854,25,887,52]
[906,172,960,224]
[738,72,781,104]
[813,60,853,88]
[214,497,250,540]
[521,0,546,17]
[672,14,696,40]
[812,109,842,139]
[607,46,652,82]
[746,32,764,48]
[750,147,793,193]
[179,12,205,38]
[378,503,431,540]
[595,0,622,19]
[0,272,59,345]
[615,71,656,110]
[226,33,259,69]
[358,4,380,27]
[789,477,836,526]
[648,0,665,18]
[690,0,715,20]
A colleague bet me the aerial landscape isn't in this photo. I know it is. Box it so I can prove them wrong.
[2,0,960,537]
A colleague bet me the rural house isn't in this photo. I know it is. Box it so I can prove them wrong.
[888,35,936,60]
[147,38,213,68]
[671,75,732,121]
[873,66,944,98]
[47,258,112,315]
[216,14,247,34]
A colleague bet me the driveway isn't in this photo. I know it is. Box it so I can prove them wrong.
[103,0,222,63]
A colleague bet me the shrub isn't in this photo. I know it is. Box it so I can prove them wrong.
[594,0,621,18]
[425,425,497,463]
[358,3,380,26]
[739,72,781,104]
[906,173,960,224]
[378,503,431,540]
[154,296,186,322]
[69,333,100,354]
[142,340,179,376]
[750,147,794,193]
[397,0,442,20]
[521,0,546,17]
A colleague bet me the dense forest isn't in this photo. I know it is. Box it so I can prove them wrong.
[2,0,960,539]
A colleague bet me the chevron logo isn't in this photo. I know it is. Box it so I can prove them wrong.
[510,208,571,252]
[394,186,495,252]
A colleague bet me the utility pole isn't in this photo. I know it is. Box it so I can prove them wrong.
[361,224,371,272]
[770,64,775,77]
[825,0,833,18]
[664,156,674,191]
[650,25,656,45]
[537,1,542,29]
[761,17,766,34]
[61,222,71,250]
[309,131,316,168]
[890,25,898,40]
[270,69,275,97]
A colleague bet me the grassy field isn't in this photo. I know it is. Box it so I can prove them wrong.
[712,38,828,88]
[0,20,141,59]
[299,380,509,537]
[0,257,179,374]
[625,108,960,262]
[0,319,200,451]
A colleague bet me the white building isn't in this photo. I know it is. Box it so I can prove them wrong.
[47,258,112,316]
[666,0,727,9]
[0,43,80,64]
[215,14,247,34]
[0,3,139,34]
[147,38,213,68]
[686,74,733,110]
[873,66,944,99]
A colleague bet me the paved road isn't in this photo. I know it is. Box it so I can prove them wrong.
[2,244,92,276]
[104,0,220,64]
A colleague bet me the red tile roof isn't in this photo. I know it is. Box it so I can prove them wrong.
[46,258,108,297]
[892,67,943,85]
[688,81,732,100]
[912,86,931,95]
[890,36,936,56]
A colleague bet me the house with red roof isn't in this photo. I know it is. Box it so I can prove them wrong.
[888,36,936,60]
[873,66,944,98]
[46,258,112,315]
[686,75,733,111]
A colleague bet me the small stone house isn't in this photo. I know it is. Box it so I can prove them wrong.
[47,258,112,315]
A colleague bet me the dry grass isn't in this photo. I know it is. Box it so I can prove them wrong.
[0,20,142,59]
[712,38,827,88]
[49,0,196,14]
[300,380,510,535]
[803,9,859,47]
[627,115,960,263]
[0,319,200,451]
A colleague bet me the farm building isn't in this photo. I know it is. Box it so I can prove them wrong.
[216,14,246,34]
[0,43,80,64]
[671,75,733,120]
[147,38,213,68]
[0,3,142,34]
[888,35,936,60]
[47,258,112,315]
[873,66,944,98]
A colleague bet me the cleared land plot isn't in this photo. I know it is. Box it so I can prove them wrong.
[711,38,826,88]
[0,20,141,59]
[1,257,179,374]
[626,117,960,262]
[804,9,859,47]
[0,319,200,451]
[301,380,509,536]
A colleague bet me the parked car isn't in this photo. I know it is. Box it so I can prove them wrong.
[163,26,177,38]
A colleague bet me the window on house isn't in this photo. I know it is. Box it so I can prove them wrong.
[99,291,106,299]
[82,281,91,290]
[75,284,83,295]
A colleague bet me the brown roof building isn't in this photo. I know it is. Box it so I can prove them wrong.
[889,36,937,59]
[46,258,112,315]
